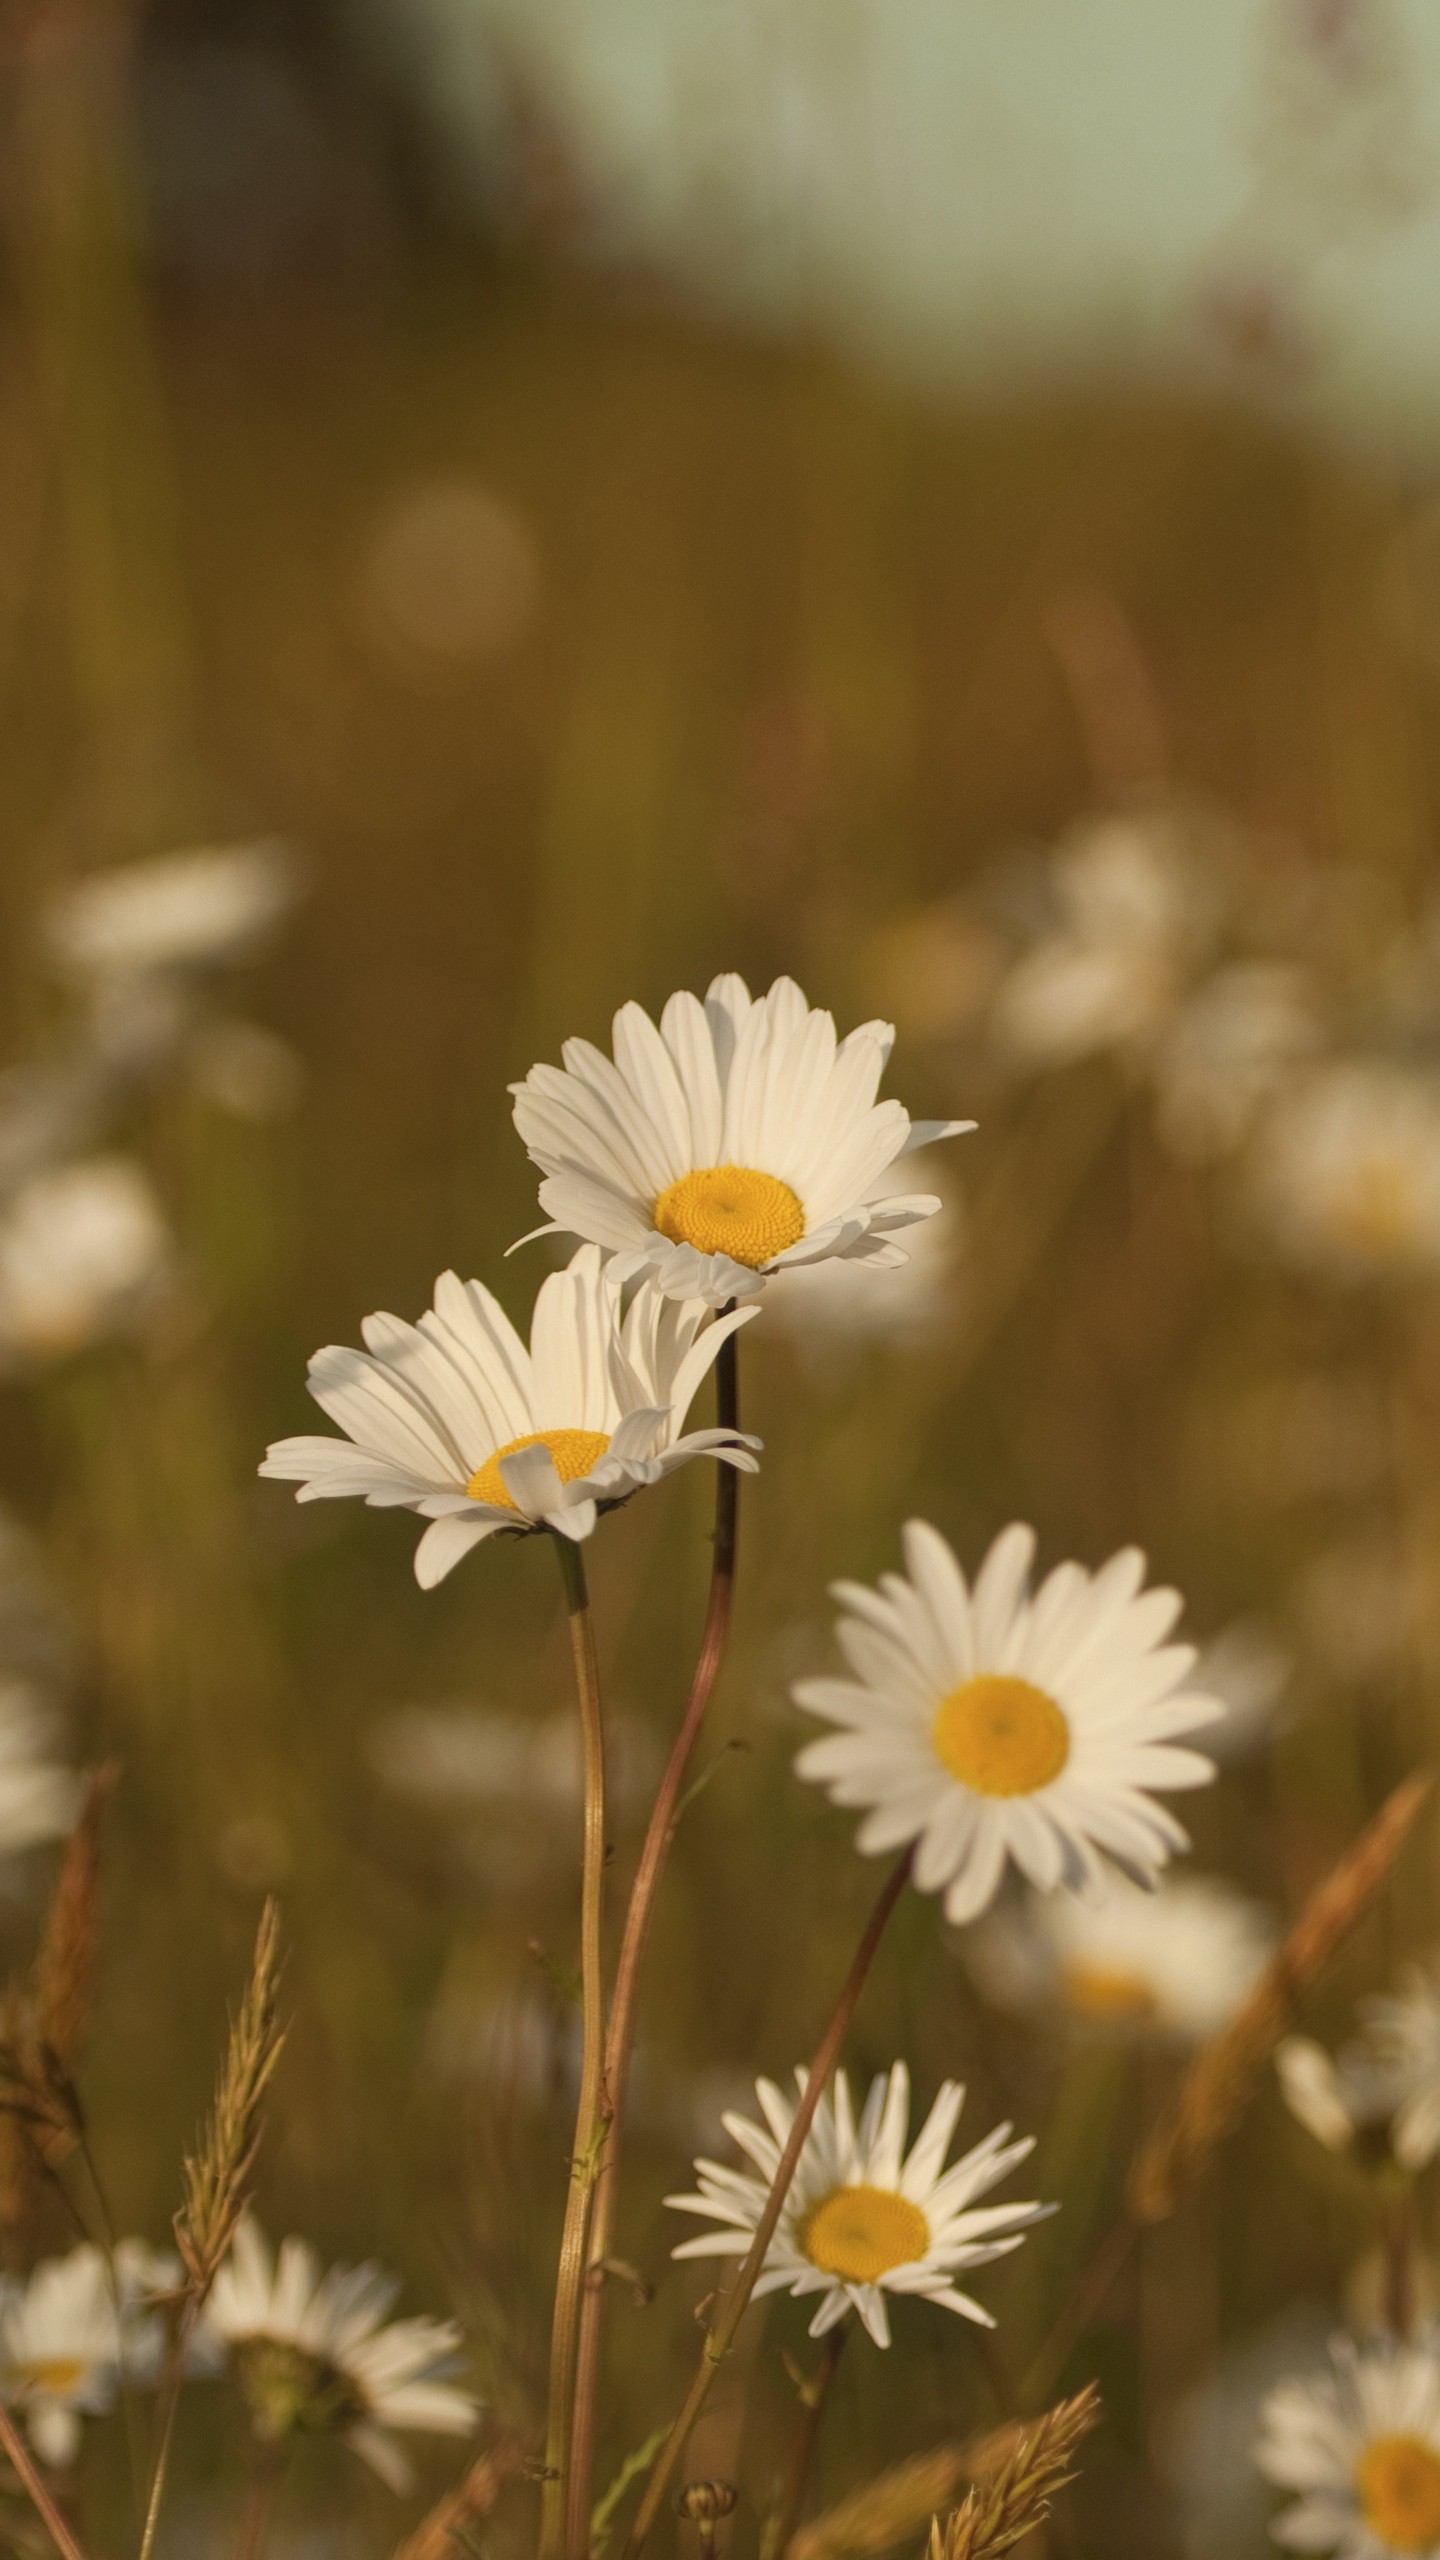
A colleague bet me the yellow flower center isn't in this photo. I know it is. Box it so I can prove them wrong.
[652,1166,805,1268]
[932,1674,1070,1797]
[9,2357,88,2396]
[1061,1963,1156,2022]
[466,1428,611,1509]
[800,2184,930,2285]
[1357,2436,1440,2552]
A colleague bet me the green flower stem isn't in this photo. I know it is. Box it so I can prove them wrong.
[540,1536,609,2560]
[0,2400,91,2560]
[620,1848,914,2560]
[565,1327,742,2560]
[761,2325,847,2560]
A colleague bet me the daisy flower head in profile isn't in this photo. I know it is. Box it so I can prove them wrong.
[260,1244,758,1586]
[666,2062,1048,2348]
[1257,2333,1440,2557]
[968,1872,1275,2044]
[206,2219,477,2491]
[793,1520,1224,1926]
[509,972,971,1306]
[1276,1965,1440,2176]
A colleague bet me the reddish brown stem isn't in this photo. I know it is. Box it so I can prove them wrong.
[565,1329,741,2560]
[0,2401,91,2560]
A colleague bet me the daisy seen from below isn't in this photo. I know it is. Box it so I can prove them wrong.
[666,2062,1048,2347]
[793,1519,1223,1925]
[510,972,970,1305]
[1257,2333,1440,2557]
[206,2219,477,2491]
[260,1244,758,1585]
[967,1872,1275,2042]
[1277,1967,1440,2174]
[0,2241,172,2465]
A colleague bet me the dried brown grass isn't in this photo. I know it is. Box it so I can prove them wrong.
[1129,1770,1432,2222]
[926,2387,1102,2560]
[0,1763,117,2241]
[173,1896,284,2303]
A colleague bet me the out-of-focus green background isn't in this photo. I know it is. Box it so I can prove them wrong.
[3,4,1440,2552]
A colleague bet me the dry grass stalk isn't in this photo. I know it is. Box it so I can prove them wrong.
[0,1764,118,2235]
[926,2386,1102,2560]
[1129,1769,1432,2223]
[390,2436,526,2560]
[173,1897,284,2304]
[788,2447,973,2560]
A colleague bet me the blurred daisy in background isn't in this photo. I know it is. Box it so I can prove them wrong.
[967,1873,1275,2042]
[0,1683,77,1862]
[793,1518,1222,1923]
[1277,1967,1440,2173]
[510,972,969,1305]
[260,1244,758,1582]
[0,2242,172,2466]
[1257,2334,1440,2558]
[0,1158,172,1367]
[44,843,299,987]
[1151,961,1320,1165]
[1247,1059,1440,1281]
[988,813,1220,1072]
[207,2219,477,2491]
[667,2061,1048,2347]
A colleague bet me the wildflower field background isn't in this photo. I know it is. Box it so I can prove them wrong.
[3,6,1440,2557]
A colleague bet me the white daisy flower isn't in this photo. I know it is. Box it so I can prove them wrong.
[0,1682,77,1857]
[1249,1061,1440,1281]
[1257,2333,1440,2557]
[1277,1967,1440,2175]
[0,1158,171,1365]
[206,2218,477,2492]
[989,814,1219,1070]
[261,1245,757,1585]
[0,2241,171,2466]
[968,1873,1275,2042]
[1151,961,1319,1165]
[509,972,970,1306]
[44,843,298,983]
[665,2061,1048,2347]
[793,1520,1223,1925]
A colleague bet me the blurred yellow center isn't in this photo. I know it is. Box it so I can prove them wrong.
[932,1675,1070,1797]
[1357,2436,1440,2551]
[1062,1964,1156,2021]
[466,1428,611,1509]
[10,2357,87,2395]
[801,2184,929,2284]
[653,1166,804,1267]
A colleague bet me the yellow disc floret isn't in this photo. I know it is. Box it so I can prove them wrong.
[932,1674,1070,1798]
[1061,1964,1156,2022]
[8,2357,88,2396]
[653,1166,805,1268]
[1357,2436,1440,2552]
[800,2185,930,2285]
[467,1428,612,1510]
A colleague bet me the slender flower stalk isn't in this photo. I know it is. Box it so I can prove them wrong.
[540,1538,609,2560]
[0,2398,91,2560]
[566,1328,741,2560]
[620,1851,914,2560]
[762,2327,847,2560]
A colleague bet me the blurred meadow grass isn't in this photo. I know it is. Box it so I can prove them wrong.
[2,46,1440,2540]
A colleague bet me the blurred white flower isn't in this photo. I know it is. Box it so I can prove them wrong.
[1191,1619,1292,1762]
[1152,961,1320,1163]
[45,843,298,983]
[0,2241,172,2466]
[207,2219,478,2491]
[989,814,1219,1069]
[369,1701,656,1822]
[189,1020,305,1121]
[0,1158,171,1364]
[1248,1059,1440,1280]
[1257,2333,1440,2559]
[0,1682,77,1858]
[967,1873,1275,2042]
[1277,1965,1440,2172]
